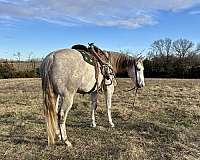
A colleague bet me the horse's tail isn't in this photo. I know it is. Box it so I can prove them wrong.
[41,54,57,145]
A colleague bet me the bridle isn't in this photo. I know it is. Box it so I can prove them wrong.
[123,60,140,92]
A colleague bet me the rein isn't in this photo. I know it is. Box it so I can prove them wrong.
[122,87,138,121]
[122,87,135,92]
[122,61,139,121]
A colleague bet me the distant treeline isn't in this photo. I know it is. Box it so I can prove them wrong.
[0,60,41,79]
[0,38,200,79]
[143,38,200,78]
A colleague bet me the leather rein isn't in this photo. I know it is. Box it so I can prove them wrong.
[122,60,140,121]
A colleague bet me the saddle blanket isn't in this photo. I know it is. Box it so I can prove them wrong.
[78,50,95,66]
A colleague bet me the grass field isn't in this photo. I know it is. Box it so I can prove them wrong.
[0,78,200,160]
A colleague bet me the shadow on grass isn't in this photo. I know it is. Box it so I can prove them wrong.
[67,121,91,129]
[117,117,200,159]
[0,112,45,125]
[0,133,47,146]
[0,112,47,146]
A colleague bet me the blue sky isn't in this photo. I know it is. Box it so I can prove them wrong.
[0,0,200,60]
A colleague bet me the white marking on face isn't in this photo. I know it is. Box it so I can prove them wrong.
[136,61,145,87]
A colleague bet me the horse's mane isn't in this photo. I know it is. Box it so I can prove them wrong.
[108,52,135,74]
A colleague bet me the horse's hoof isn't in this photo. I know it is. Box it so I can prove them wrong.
[65,140,72,148]
[91,123,97,128]
[55,134,62,141]
[110,123,115,128]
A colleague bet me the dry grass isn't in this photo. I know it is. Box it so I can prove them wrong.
[0,78,200,160]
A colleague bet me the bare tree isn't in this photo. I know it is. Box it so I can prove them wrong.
[195,43,200,54]
[164,38,172,60]
[146,38,200,78]
[151,38,172,58]
[14,52,22,62]
[151,39,164,56]
[28,52,33,61]
[172,39,194,59]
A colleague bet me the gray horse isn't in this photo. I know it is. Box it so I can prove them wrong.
[41,48,145,147]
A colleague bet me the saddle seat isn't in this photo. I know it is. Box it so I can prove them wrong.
[72,44,110,65]
[72,44,89,52]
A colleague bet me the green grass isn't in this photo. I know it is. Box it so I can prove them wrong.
[0,78,200,159]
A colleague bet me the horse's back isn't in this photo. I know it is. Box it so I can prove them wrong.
[42,48,96,94]
[51,48,90,75]
[53,48,82,60]
[41,48,82,78]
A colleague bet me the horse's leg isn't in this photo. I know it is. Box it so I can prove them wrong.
[58,92,74,147]
[56,94,61,113]
[55,94,61,140]
[104,84,115,127]
[91,91,97,127]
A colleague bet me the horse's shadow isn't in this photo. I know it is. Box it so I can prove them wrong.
[0,110,178,147]
[0,133,47,146]
[127,121,177,139]
[0,113,47,146]
[117,117,182,157]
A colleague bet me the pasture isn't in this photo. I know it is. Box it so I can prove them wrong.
[0,78,199,159]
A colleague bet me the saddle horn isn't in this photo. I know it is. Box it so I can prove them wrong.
[88,43,94,47]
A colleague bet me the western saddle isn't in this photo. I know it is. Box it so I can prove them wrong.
[72,43,115,92]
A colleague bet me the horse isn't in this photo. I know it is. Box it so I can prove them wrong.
[40,48,145,147]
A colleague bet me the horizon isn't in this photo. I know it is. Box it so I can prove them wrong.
[0,0,200,60]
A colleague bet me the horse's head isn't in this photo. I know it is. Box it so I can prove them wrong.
[128,57,145,88]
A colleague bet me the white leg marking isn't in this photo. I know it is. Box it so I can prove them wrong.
[55,95,61,140]
[56,94,60,114]
[105,83,115,127]
[59,93,74,147]
[91,91,97,127]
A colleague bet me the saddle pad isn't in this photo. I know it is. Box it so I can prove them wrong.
[78,50,95,66]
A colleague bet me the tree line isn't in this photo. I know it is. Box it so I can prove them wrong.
[144,38,200,78]
[0,38,200,79]
[0,60,41,79]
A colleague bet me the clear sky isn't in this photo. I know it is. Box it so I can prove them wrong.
[0,0,200,60]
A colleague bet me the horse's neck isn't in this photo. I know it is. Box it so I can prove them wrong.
[109,53,132,74]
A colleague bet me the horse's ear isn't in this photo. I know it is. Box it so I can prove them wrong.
[136,56,145,62]
[136,53,142,58]
[136,49,145,61]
